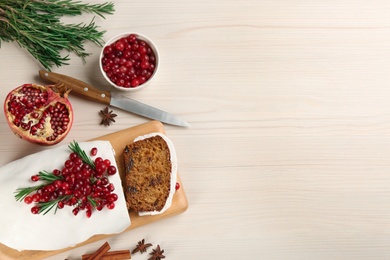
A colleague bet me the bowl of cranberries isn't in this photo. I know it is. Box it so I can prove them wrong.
[100,32,159,91]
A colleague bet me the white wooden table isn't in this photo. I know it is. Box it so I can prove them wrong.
[1,0,390,259]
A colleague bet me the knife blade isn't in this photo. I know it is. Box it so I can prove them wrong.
[38,70,189,127]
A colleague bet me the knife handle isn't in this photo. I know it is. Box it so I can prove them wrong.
[39,70,111,105]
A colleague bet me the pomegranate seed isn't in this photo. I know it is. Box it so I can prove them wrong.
[73,158,83,167]
[74,190,82,198]
[53,169,61,176]
[61,182,70,190]
[52,180,62,189]
[103,159,111,167]
[72,207,80,216]
[61,168,70,175]
[50,192,58,200]
[41,193,50,202]
[95,157,103,164]
[32,193,41,202]
[107,203,115,210]
[108,183,115,192]
[45,184,55,193]
[31,206,40,214]
[96,162,108,175]
[57,201,64,209]
[70,197,77,205]
[69,152,78,160]
[31,175,40,182]
[24,196,33,204]
[90,147,98,156]
[175,182,180,190]
[64,159,73,169]
[107,165,117,176]
[86,210,92,218]
[110,193,118,202]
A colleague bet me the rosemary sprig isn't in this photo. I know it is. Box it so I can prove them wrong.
[38,195,97,215]
[0,0,115,70]
[68,140,95,168]
[14,171,63,201]
[37,195,72,215]
[14,184,44,202]
[38,198,62,215]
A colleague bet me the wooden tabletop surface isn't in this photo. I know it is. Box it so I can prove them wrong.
[1,1,390,259]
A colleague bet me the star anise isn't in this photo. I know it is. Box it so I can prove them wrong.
[132,239,153,254]
[148,245,165,260]
[99,107,117,126]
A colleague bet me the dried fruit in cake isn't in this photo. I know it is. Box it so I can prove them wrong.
[123,133,177,215]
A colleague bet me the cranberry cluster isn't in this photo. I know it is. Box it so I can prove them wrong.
[23,147,118,218]
[101,34,157,89]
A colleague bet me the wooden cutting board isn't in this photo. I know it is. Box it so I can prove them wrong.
[0,121,188,260]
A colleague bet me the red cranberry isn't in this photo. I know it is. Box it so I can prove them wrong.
[102,34,157,89]
[115,41,125,51]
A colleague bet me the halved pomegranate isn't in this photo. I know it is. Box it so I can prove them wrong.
[4,83,73,145]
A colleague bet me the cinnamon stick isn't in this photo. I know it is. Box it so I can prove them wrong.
[82,250,131,260]
[87,241,111,260]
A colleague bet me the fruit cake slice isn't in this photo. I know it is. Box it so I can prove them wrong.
[123,132,177,215]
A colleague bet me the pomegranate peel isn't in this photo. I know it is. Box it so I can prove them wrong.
[4,83,74,145]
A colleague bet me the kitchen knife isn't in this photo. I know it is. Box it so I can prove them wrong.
[38,70,189,127]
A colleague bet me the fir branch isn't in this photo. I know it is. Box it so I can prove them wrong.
[68,141,95,168]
